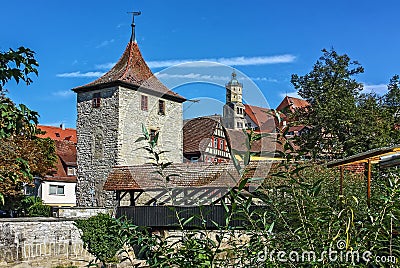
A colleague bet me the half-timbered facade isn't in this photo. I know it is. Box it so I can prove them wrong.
[183,116,230,163]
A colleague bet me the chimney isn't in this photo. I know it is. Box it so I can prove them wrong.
[60,123,65,130]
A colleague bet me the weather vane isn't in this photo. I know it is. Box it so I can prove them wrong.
[128,10,141,42]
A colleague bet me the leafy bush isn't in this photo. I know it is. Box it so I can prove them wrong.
[20,196,51,217]
[75,213,123,265]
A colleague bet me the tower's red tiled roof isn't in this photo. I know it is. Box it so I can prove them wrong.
[276,96,309,113]
[37,125,77,144]
[72,41,185,102]
[183,117,219,154]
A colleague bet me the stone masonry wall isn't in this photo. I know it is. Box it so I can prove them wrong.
[118,87,183,166]
[0,218,92,267]
[76,87,119,207]
[76,86,183,208]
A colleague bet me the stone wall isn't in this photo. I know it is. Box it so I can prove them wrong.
[55,207,114,218]
[118,87,183,166]
[0,218,92,267]
[76,87,120,207]
[76,85,183,208]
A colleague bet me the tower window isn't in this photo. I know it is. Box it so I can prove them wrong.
[92,93,101,108]
[214,138,218,148]
[158,100,165,115]
[220,140,224,150]
[141,95,148,111]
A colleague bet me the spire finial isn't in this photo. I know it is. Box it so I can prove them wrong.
[128,10,141,42]
[232,69,236,79]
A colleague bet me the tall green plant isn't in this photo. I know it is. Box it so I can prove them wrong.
[75,213,123,266]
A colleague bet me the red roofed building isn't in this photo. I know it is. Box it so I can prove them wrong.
[38,140,77,207]
[37,124,77,144]
[28,126,78,207]
[243,104,276,133]
[183,116,230,163]
[276,96,309,114]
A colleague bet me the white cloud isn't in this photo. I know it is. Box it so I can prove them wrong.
[148,54,296,68]
[250,77,278,82]
[95,54,296,70]
[52,90,75,97]
[279,91,301,99]
[155,72,277,84]
[155,72,229,81]
[362,83,387,95]
[95,62,115,69]
[96,39,115,48]
[56,71,105,78]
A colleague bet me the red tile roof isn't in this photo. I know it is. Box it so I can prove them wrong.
[55,140,77,166]
[276,96,309,113]
[244,104,276,132]
[37,125,77,144]
[183,117,219,154]
[42,140,77,183]
[225,129,277,154]
[72,41,185,102]
[103,161,272,191]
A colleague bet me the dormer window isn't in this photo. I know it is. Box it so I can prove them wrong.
[158,100,165,115]
[67,167,77,176]
[92,93,101,108]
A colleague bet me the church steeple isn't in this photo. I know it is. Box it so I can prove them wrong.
[225,69,243,104]
[223,70,247,129]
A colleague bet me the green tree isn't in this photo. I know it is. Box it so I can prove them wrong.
[291,48,365,159]
[0,47,55,205]
[349,93,391,154]
[383,74,400,144]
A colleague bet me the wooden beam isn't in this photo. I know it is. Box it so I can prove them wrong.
[116,191,121,207]
[129,191,135,206]
[340,166,344,195]
[367,159,372,208]
[327,146,400,168]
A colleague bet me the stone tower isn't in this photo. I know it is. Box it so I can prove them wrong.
[223,71,247,129]
[72,33,186,207]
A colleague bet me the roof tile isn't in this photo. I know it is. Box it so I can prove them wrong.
[72,41,185,102]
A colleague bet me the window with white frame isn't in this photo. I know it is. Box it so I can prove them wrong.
[49,185,65,195]
[67,167,77,176]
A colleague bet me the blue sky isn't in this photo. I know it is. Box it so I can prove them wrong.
[2,0,399,127]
